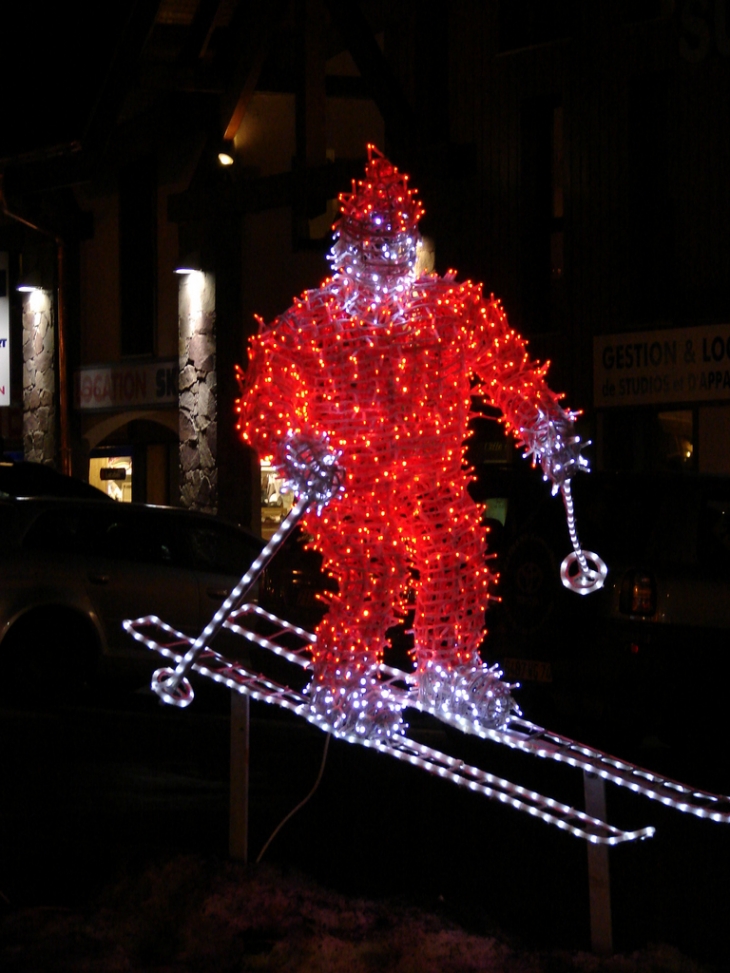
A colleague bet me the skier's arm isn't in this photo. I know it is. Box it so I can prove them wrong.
[236,316,345,517]
[471,295,587,493]
[236,307,331,477]
[235,320,300,463]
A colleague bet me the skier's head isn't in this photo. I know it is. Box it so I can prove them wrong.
[329,145,425,288]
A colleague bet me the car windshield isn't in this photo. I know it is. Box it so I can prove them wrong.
[0,462,109,500]
[21,504,262,576]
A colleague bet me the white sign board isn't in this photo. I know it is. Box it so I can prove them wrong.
[594,324,730,408]
[0,252,9,406]
[75,359,177,411]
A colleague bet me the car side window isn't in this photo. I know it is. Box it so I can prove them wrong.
[183,523,261,576]
[0,504,21,547]
[699,498,730,572]
[94,512,184,567]
[645,490,699,567]
[22,507,99,555]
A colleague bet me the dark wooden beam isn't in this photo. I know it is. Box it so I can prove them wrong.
[82,0,165,164]
[220,0,291,141]
[297,0,328,169]
[180,0,224,62]
[323,0,420,152]
[138,60,226,94]
[168,156,365,223]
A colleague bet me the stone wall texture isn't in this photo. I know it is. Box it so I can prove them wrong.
[179,272,217,513]
[22,291,56,465]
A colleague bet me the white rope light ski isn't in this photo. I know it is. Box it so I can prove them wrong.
[124,605,730,842]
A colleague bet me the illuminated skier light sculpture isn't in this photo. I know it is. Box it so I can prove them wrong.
[126,146,730,844]
[235,145,602,742]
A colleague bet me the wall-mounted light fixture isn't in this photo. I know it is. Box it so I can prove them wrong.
[0,176,70,473]
[217,142,235,167]
[16,268,44,293]
[174,251,202,275]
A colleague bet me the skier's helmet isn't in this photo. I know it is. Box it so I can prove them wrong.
[329,145,425,286]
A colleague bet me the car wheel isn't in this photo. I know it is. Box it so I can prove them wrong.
[0,608,100,705]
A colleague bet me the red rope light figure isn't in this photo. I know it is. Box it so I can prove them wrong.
[236,146,587,741]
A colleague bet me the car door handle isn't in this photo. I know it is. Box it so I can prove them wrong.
[88,572,110,585]
[206,588,230,600]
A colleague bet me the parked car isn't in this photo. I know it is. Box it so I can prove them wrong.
[0,496,265,698]
[260,525,337,630]
[591,472,730,751]
[595,473,730,641]
[472,467,730,753]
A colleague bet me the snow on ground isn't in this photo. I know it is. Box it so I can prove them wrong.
[0,855,714,973]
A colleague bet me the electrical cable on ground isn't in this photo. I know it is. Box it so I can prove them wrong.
[256,732,331,864]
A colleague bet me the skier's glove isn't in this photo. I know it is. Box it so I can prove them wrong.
[520,409,589,495]
[276,431,346,513]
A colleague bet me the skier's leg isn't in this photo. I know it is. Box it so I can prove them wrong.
[304,501,409,739]
[410,480,515,727]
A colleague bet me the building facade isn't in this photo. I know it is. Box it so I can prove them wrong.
[1,0,728,532]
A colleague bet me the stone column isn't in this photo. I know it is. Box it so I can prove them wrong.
[178,270,217,513]
[22,288,56,465]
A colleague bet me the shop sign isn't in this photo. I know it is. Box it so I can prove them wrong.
[0,253,9,406]
[100,468,127,481]
[595,324,730,407]
[75,359,177,411]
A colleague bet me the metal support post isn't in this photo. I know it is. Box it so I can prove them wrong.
[229,690,250,862]
[583,770,613,954]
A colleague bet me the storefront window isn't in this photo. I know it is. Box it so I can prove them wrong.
[89,454,133,502]
[260,459,294,539]
[657,410,693,468]
[601,408,695,472]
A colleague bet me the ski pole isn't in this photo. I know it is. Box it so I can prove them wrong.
[151,432,345,706]
[559,479,607,595]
